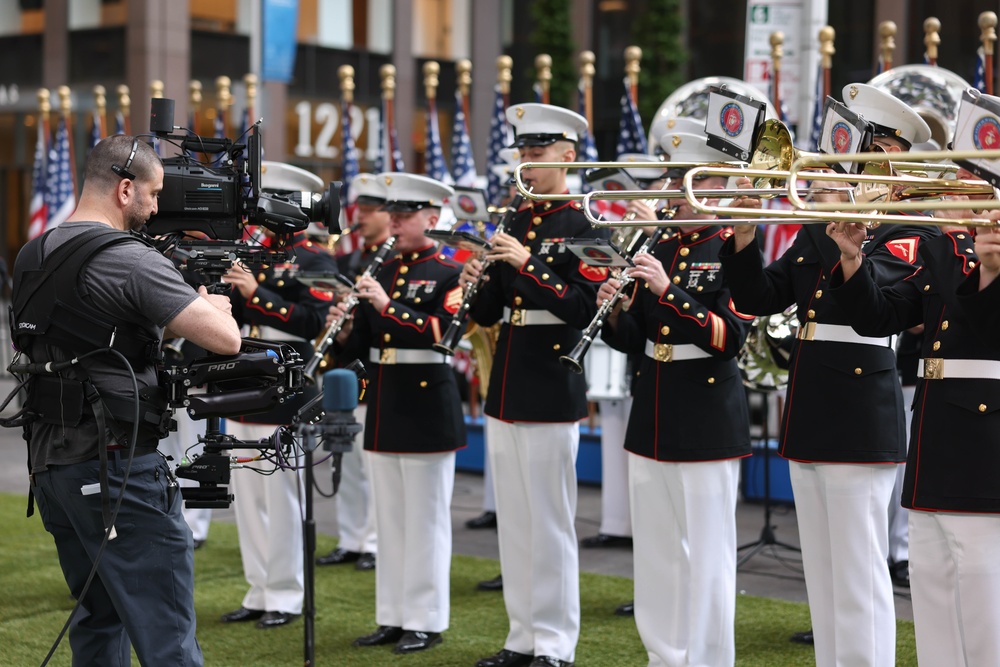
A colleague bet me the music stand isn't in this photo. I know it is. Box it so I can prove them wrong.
[737,388,800,567]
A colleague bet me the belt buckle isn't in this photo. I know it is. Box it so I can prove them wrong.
[653,343,673,362]
[380,348,397,365]
[797,321,816,341]
[510,308,526,326]
[923,357,943,380]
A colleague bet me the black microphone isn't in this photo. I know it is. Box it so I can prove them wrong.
[8,358,78,375]
[320,368,363,495]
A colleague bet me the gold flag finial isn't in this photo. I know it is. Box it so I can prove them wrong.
[624,45,642,88]
[380,64,397,100]
[244,73,258,107]
[497,55,513,95]
[215,75,232,110]
[423,60,440,100]
[150,79,164,99]
[456,59,473,97]
[189,80,202,108]
[338,65,356,104]
[579,50,596,82]
[924,17,941,62]
[981,12,998,56]
[769,31,785,72]
[819,26,836,69]
[37,87,51,116]
[94,85,106,115]
[57,85,72,116]
[117,84,131,116]
[535,53,552,97]
[879,20,897,70]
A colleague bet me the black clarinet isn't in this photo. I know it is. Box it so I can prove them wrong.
[433,194,525,355]
[559,207,679,373]
[302,235,397,377]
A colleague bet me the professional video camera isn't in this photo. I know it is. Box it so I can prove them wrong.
[144,97,341,240]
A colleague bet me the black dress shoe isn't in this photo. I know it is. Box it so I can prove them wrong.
[466,510,498,529]
[889,559,910,588]
[353,625,404,647]
[530,657,573,667]
[790,629,814,645]
[393,630,442,653]
[316,547,362,566]
[614,600,634,616]
[580,533,633,548]
[355,552,376,571]
[474,649,534,667]
[220,607,265,623]
[477,574,503,591]
[255,611,299,629]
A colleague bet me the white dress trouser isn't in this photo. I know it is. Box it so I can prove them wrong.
[482,436,497,513]
[910,511,1000,667]
[598,397,633,537]
[333,404,377,553]
[158,409,212,541]
[887,384,914,563]
[367,450,455,633]
[486,417,580,662]
[630,454,739,667]
[228,421,305,614]
[789,461,897,667]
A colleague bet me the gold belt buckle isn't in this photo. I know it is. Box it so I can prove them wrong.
[380,348,397,365]
[510,308,526,326]
[797,321,816,341]
[653,343,673,362]
[923,358,943,380]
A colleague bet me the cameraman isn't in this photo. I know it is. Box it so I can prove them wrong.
[16,135,240,666]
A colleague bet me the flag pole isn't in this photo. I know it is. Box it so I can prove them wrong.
[381,64,399,171]
[94,85,106,141]
[819,26,835,100]
[244,73,257,128]
[117,85,131,135]
[625,45,641,106]
[498,55,513,108]
[878,21,896,74]
[57,86,77,196]
[535,54,551,105]
[457,59,472,128]
[423,60,442,178]
[981,11,997,95]
[579,50,595,130]
[215,76,232,138]
[924,17,941,67]
[770,32,784,118]
[338,63,356,198]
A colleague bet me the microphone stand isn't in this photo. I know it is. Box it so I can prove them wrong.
[296,422,321,666]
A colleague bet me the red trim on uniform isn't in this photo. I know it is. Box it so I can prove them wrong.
[885,237,920,264]
[947,232,977,275]
[709,313,726,351]
[431,316,442,342]
[379,305,430,332]
[245,299,293,322]
[308,287,334,301]
[728,298,756,320]
[517,261,568,296]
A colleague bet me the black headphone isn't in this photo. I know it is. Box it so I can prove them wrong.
[111,138,139,181]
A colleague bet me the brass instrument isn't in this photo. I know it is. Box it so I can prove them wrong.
[302,235,397,377]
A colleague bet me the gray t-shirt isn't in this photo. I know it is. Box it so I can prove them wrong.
[27,222,199,471]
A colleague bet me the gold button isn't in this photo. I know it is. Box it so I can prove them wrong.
[392,291,401,298]
[514,296,523,306]
[697,312,704,318]
[553,344,561,351]
[388,307,396,314]
[924,284,930,292]
[660,326,670,335]
[416,318,424,325]
[546,256,554,263]
[679,247,690,256]
[941,320,949,330]
[384,333,391,342]
[402,313,410,320]
[420,381,428,388]
[979,404,988,413]
[556,284,563,290]
[276,280,285,287]
[542,273,550,280]
[258,273,266,281]
[252,296,260,304]
[691,233,700,241]
[966,248,974,254]
[678,262,687,270]
[855,368,862,375]
[527,265,535,272]
[544,201,552,210]
[958,234,966,239]
[672,276,681,284]
[969,261,976,269]
[265,302,273,308]
[644,282,650,289]
[411,252,419,260]
[523,245,532,253]
[397,279,405,286]
[667,294,674,301]
[815,290,823,299]
[682,302,690,310]
[933,341,941,351]
[414,297,422,304]
[527,231,537,240]
[807,309,816,319]
[279,307,288,315]
[697,286,703,292]
[532,216,542,225]
[707,377,715,384]
[400,266,409,274]
[796,256,804,263]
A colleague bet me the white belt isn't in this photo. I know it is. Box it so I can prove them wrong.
[644,340,713,362]
[250,325,304,342]
[503,307,565,327]
[919,358,1000,380]
[370,348,448,365]
[796,322,893,347]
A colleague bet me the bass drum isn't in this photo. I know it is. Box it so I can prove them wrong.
[584,337,630,401]
[738,305,797,392]
[647,76,779,151]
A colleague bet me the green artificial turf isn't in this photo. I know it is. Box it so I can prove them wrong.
[0,492,917,666]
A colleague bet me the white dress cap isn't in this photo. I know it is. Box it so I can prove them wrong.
[616,153,668,181]
[660,132,732,165]
[351,172,388,204]
[649,115,706,154]
[843,83,932,146]
[506,103,589,147]
[490,146,522,178]
[261,161,324,192]
[379,172,456,212]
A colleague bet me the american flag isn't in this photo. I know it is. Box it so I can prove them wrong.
[615,77,648,157]
[576,79,600,169]
[341,100,360,199]
[424,98,452,182]
[485,84,511,206]
[27,123,48,239]
[975,46,987,92]
[533,82,544,104]
[374,98,405,173]
[114,111,125,135]
[808,65,825,152]
[44,117,76,231]
[451,89,477,186]
[90,110,103,150]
